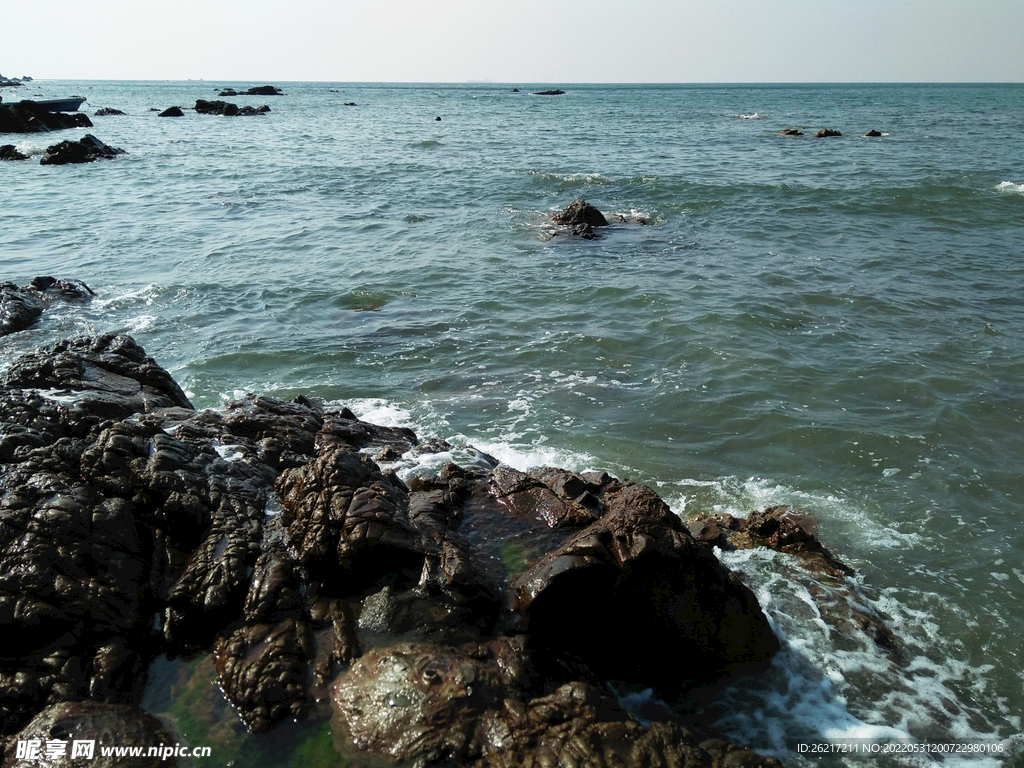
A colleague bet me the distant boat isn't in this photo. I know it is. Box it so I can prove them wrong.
[0,97,87,112]
[32,97,87,112]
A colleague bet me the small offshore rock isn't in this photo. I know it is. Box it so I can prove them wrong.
[532,89,566,96]
[863,129,883,137]
[40,134,126,165]
[0,144,28,160]
[813,127,842,137]
[553,198,609,228]
[779,128,804,136]
[158,106,184,117]
[220,85,284,97]
[94,107,126,116]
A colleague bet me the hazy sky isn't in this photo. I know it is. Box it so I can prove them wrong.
[6,0,1023,82]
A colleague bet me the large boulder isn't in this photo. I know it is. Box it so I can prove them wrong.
[511,483,780,694]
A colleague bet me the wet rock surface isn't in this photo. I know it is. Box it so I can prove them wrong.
[0,145,28,161]
[1,334,796,765]
[686,505,852,577]
[0,277,94,337]
[40,135,126,165]
[333,641,782,768]
[553,198,610,229]
[2,701,181,768]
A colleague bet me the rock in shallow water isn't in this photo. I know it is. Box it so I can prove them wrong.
[40,134,126,165]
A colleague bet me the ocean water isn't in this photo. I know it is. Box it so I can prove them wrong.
[3,81,1024,765]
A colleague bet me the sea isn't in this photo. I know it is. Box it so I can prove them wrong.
[2,81,1023,767]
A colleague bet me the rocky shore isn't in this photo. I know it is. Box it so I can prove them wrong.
[0,289,865,766]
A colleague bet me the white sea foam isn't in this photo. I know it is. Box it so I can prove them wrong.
[125,313,156,333]
[213,441,246,462]
[662,476,1019,766]
[996,181,1024,194]
[337,397,416,429]
[93,283,160,311]
[24,387,83,405]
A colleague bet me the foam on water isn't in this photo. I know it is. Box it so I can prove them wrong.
[996,181,1024,194]
[660,477,1022,766]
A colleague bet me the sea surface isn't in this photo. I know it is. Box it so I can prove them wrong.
[3,81,1023,766]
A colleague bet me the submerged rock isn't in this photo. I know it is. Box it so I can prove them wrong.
[532,89,566,96]
[40,134,126,165]
[778,127,804,136]
[94,107,126,116]
[813,128,842,137]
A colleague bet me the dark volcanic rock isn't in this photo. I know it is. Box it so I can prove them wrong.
[512,483,780,694]
[219,86,283,97]
[4,701,182,767]
[0,283,44,335]
[40,134,125,165]
[863,129,883,137]
[195,99,269,116]
[196,98,240,116]
[532,89,566,96]
[687,505,853,577]
[332,640,783,768]
[158,106,183,117]
[94,107,126,116]
[0,100,92,133]
[0,144,28,160]
[1,333,788,761]
[553,198,609,228]
[0,277,94,336]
